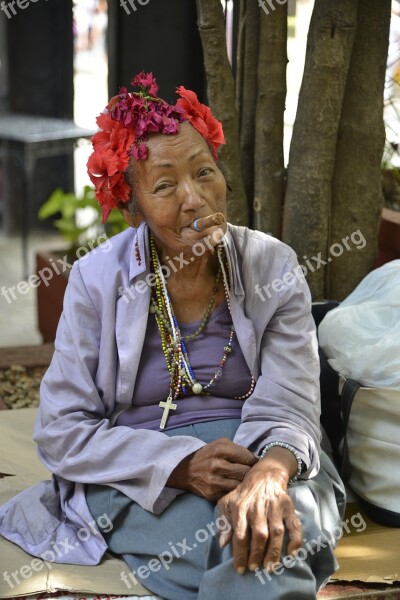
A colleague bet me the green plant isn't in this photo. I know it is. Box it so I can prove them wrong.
[38,185,129,259]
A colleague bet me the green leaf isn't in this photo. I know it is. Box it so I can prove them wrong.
[38,189,65,219]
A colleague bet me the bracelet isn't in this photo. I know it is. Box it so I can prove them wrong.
[258,441,303,484]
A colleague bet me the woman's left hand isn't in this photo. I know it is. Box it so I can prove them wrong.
[217,446,303,574]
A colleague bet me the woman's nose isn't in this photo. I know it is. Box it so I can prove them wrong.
[180,179,205,211]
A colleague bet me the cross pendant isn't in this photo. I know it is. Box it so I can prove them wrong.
[159,395,177,429]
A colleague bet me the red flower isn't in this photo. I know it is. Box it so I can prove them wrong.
[97,110,115,131]
[87,73,225,222]
[96,173,131,222]
[87,146,131,222]
[176,86,225,159]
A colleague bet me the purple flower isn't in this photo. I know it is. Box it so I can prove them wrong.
[163,117,180,134]
[131,72,159,97]
[132,141,148,160]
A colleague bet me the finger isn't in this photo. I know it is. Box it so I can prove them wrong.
[191,212,225,232]
[231,507,250,574]
[219,445,259,468]
[216,460,252,481]
[217,498,234,548]
[209,475,246,499]
[247,502,269,571]
[263,504,285,572]
[285,510,303,556]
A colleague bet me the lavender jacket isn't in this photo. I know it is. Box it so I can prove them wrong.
[0,223,321,565]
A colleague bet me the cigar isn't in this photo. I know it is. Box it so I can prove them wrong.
[191,212,225,232]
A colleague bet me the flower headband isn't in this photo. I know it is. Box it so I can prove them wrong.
[87,72,225,222]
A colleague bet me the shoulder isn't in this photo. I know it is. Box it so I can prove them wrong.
[72,227,135,280]
[227,223,297,272]
[66,227,136,309]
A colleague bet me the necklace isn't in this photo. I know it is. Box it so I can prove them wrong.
[150,263,222,342]
[149,234,255,428]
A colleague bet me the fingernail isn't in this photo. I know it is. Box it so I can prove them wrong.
[219,534,227,548]
[249,563,258,572]
[237,566,245,575]
[266,561,274,573]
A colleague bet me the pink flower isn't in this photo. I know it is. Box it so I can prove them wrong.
[88,73,224,223]
[132,71,159,97]
[132,141,148,160]
[146,110,163,132]
[163,117,180,134]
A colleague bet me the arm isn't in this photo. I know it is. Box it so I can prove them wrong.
[33,261,207,514]
[218,250,321,572]
[166,437,259,500]
[233,250,321,477]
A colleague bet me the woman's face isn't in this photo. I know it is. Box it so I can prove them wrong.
[127,122,227,257]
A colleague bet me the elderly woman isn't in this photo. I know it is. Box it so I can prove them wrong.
[0,73,345,600]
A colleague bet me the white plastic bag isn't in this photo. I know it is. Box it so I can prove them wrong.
[318,260,400,389]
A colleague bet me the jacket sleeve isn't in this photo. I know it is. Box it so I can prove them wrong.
[33,262,206,514]
[232,250,321,478]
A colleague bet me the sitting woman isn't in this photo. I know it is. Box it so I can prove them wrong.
[0,73,345,600]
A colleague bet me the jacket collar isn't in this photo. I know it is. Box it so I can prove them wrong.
[128,221,245,300]
[128,221,149,282]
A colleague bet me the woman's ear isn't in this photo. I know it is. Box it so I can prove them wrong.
[119,207,145,229]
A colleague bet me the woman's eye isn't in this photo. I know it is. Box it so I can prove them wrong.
[199,168,213,177]
[155,182,172,192]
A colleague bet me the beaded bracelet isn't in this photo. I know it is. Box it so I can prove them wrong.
[258,441,303,484]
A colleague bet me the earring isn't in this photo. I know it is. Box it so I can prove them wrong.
[135,237,141,266]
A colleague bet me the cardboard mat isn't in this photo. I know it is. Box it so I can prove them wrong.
[0,410,155,598]
[333,504,400,585]
[0,409,399,598]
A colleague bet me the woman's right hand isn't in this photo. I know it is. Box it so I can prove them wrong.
[166,437,259,501]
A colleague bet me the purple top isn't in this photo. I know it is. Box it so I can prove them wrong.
[117,300,253,430]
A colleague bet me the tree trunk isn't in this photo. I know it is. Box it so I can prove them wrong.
[329,0,391,300]
[282,0,359,299]
[253,3,287,237]
[240,0,260,224]
[195,0,248,226]
[235,0,246,117]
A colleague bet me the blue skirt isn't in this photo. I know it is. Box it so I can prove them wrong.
[86,419,346,600]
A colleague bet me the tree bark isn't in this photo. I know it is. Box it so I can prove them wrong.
[195,0,248,226]
[253,2,287,237]
[329,0,391,300]
[282,0,359,299]
[240,0,260,223]
[235,0,246,117]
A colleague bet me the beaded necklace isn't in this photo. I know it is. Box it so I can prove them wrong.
[149,234,255,428]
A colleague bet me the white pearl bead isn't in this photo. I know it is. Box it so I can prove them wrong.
[192,383,203,394]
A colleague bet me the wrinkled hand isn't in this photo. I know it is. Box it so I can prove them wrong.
[217,447,303,574]
[166,437,258,501]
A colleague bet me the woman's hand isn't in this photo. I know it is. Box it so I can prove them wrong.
[166,437,258,501]
[217,447,303,574]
